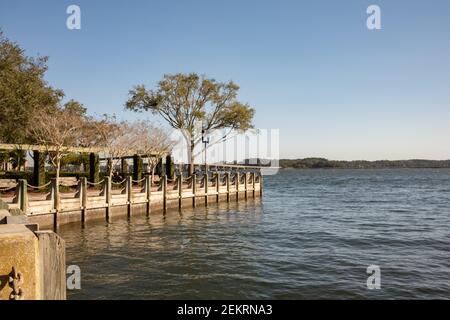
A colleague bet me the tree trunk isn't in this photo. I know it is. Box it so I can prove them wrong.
[189,140,195,175]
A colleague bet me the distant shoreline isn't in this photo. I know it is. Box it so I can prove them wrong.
[278,158,450,170]
[279,166,450,170]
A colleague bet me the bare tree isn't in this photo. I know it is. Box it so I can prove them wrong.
[134,121,173,183]
[27,106,84,183]
[92,115,137,179]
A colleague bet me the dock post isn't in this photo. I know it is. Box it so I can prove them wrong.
[244,172,248,200]
[126,176,132,217]
[204,172,208,206]
[18,179,28,213]
[252,172,256,198]
[226,172,230,202]
[104,177,112,222]
[178,174,182,209]
[145,175,151,216]
[259,172,263,197]
[192,174,196,208]
[162,175,167,212]
[50,178,60,231]
[35,230,67,300]
[215,172,220,203]
[235,172,240,201]
[80,177,87,224]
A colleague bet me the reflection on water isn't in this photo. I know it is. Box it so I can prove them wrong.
[60,169,450,299]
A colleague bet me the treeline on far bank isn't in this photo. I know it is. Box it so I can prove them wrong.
[279,158,450,169]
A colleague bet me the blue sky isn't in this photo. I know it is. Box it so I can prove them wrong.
[1,0,450,160]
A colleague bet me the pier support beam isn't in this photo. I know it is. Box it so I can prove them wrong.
[162,175,167,212]
[192,174,196,207]
[235,172,240,201]
[204,172,208,206]
[226,172,230,202]
[80,177,87,224]
[178,174,182,209]
[216,173,220,203]
[126,176,132,217]
[145,175,151,216]
[104,177,112,222]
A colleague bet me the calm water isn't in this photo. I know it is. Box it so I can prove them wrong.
[59,169,450,299]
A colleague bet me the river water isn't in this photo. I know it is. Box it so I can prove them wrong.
[60,169,450,299]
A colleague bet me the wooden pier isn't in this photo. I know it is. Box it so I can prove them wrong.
[0,170,263,229]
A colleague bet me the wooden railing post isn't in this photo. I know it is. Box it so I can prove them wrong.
[235,172,240,201]
[104,176,112,222]
[215,172,220,203]
[226,172,230,202]
[192,174,196,208]
[244,172,248,200]
[259,172,263,197]
[80,177,87,224]
[162,175,167,212]
[204,172,208,206]
[145,175,151,216]
[178,174,182,209]
[17,179,28,213]
[126,176,132,217]
[50,178,60,230]
[252,172,256,198]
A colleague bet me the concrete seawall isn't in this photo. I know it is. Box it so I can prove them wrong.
[3,172,263,230]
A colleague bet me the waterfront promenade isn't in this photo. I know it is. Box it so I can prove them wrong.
[0,169,262,230]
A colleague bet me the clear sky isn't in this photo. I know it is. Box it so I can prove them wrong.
[1,0,449,160]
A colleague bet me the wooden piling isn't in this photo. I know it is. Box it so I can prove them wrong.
[145,175,151,216]
[244,172,248,200]
[252,172,256,198]
[126,176,132,217]
[226,172,230,202]
[162,175,167,212]
[192,174,197,207]
[80,177,87,224]
[216,173,220,203]
[235,172,240,201]
[104,177,112,222]
[18,179,28,213]
[204,172,208,206]
[35,231,66,300]
[50,178,59,231]
[178,174,182,209]
[259,172,263,197]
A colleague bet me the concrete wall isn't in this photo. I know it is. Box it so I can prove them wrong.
[0,224,41,300]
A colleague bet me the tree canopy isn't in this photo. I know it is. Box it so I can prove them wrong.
[125,73,255,172]
[0,31,63,144]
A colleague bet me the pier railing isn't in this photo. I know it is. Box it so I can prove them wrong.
[0,170,262,226]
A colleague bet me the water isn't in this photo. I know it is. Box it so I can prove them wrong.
[59,169,450,299]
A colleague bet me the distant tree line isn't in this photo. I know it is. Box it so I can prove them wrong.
[279,158,450,169]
